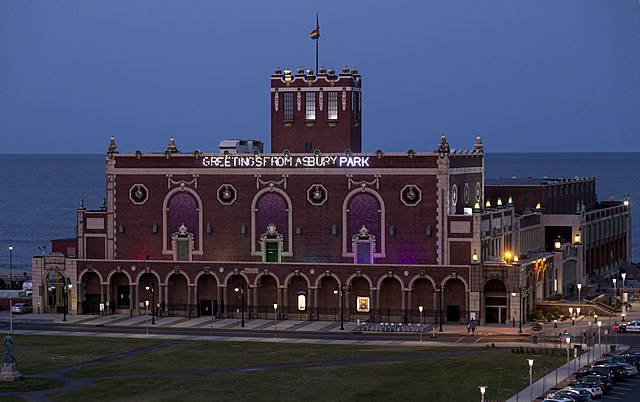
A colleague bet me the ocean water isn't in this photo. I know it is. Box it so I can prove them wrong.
[0,153,637,272]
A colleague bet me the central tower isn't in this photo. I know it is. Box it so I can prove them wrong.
[270,66,362,153]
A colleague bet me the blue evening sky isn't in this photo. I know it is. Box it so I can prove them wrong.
[1,1,639,154]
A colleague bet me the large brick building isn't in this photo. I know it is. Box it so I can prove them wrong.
[31,65,631,327]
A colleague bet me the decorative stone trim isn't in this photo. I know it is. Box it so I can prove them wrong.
[129,184,149,205]
[307,184,328,206]
[400,185,421,207]
[217,184,237,205]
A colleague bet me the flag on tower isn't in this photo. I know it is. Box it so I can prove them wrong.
[310,15,320,40]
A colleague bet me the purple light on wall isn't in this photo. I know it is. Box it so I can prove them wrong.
[348,193,380,252]
[168,193,198,249]
[257,193,287,250]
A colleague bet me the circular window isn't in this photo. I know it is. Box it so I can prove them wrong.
[451,184,458,206]
[464,183,470,205]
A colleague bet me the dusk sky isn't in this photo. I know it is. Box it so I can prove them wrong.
[2,1,639,154]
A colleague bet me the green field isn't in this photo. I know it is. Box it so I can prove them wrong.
[0,335,569,401]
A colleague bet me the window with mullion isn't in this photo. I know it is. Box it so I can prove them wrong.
[305,92,316,120]
[283,92,294,121]
[328,91,338,120]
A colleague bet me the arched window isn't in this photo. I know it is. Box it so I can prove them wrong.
[344,191,384,263]
[256,192,288,262]
[168,193,198,249]
[163,188,202,258]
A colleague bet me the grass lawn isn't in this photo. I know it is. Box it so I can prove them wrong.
[0,335,571,401]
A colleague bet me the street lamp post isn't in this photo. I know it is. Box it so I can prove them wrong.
[569,307,574,326]
[419,305,424,342]
[438,286,444,332]
[145,282,156,325]
[597,320,602,356]
[145,300,149,335]
[234,283,245,327]
[612,278,617,304]
[273,303,278,339]
[621,272,627,304]
[577,283,582,306]
[478,385,487,402]
[512,287,524,334]
[8,245,13,290]
[528,359,534,402]
[566,336,571,379]
[333,284,348,330]
[62,280,72,322]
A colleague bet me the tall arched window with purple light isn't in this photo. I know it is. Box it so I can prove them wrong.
[167,192,198,259]
[348,192,381,264]
[256,192,288,262]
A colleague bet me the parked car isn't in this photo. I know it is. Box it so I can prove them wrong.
[564,383,602,398]
[577,375,614,394]
[620,362,638,377]
[588,364,626,383]
[619,354,640,369]
[11,303,33,314]
[549,388,592,402]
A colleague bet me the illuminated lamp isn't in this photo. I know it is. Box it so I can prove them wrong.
[473,202,481,212]
[535,203,542,211]
[554,238,561,250]
[471,250,479,265]
[574,232,581,244]
[624,200,629,206]
[497,198,503,207]
[504,250,512,262]
[284,69,292,83]
[485,200,491,208]
[507,196,513,206]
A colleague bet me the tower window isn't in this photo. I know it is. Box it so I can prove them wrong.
[305,92,316,120]
[352,91,361,122]
[328,92,338,120]
[283,92,294,122]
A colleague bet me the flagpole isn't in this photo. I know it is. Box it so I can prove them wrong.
[315,13,319,74]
